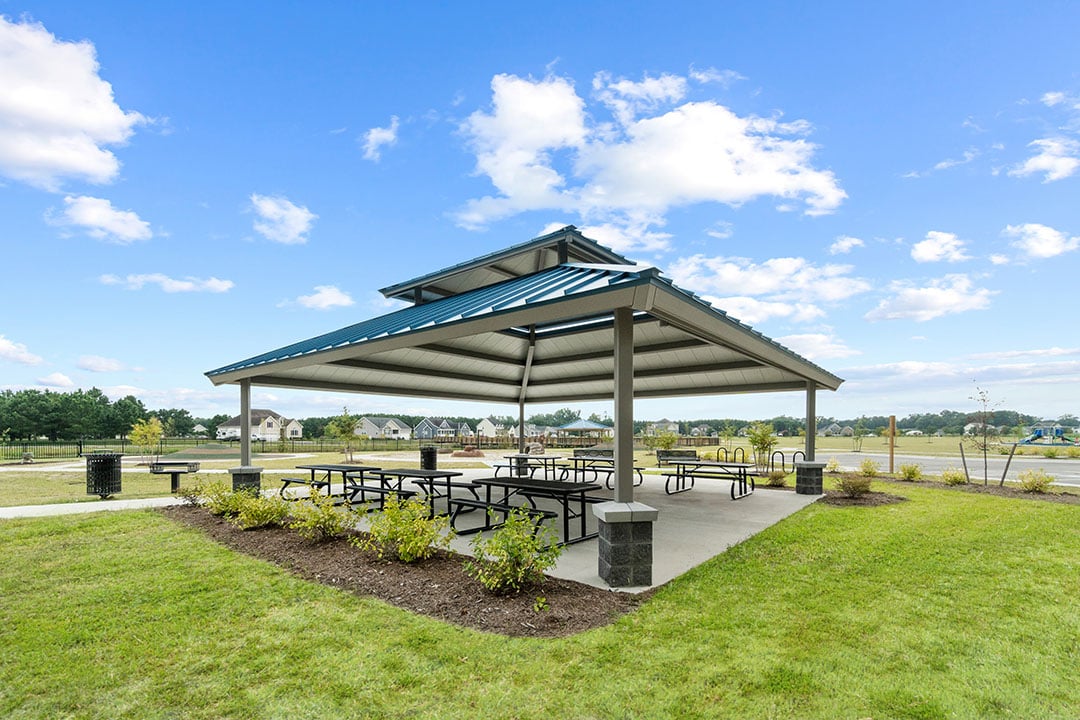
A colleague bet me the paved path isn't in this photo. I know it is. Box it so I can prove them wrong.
[0,496,184,519]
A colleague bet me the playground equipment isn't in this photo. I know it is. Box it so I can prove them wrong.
[1018,427,1079,445]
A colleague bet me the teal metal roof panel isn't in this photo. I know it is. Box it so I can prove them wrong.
[206,264,652,378]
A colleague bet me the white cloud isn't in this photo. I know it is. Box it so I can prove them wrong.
[1003,223,1079,259]
[705,221,734,240]
[775,332,860,360]
[78,354,124,372]
[0,335,43,364]
[295,285,355,310]
[1041,91,1067,107]
[688,67,745,87]
[37,372,74,388]
[1008,137,1080,182]
[0,17,145,190]
[829,235,864,255]
[968,346,1080,361]
[455,71,845,249]
[704,296,825,325]
[250,193,317,244]
[99,273,233,293]
[362,115,400,161]
[47,195,151,243]
[932,148,979,171]
[864,274,995,322]
[989,254,1010,265]
[910,230,971,263]
[667,255,871,304]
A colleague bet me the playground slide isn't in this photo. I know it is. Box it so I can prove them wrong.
[1018,431,1041,444]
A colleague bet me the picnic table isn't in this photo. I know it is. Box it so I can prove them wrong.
[148,461,200,493]
[664,459,755,499]
[497,453,563,480]
[360,468,466,517]
[471,476,601,546]
[559,455,644,488]
[288,464,381,500]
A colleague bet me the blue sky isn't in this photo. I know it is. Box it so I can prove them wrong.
[2,1,1078,424]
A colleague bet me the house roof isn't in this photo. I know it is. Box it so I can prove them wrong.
[219,409,289,427]
[560,419,612,431]
[206,233,842,405]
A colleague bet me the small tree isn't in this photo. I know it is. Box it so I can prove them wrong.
[324,407,361,462]
[852,419,868,452]
[129,417,163,463]
[965,384,1001,486]
[746,422,777,472]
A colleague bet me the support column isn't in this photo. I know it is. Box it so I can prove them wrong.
[804,380,817,462]
[239,379,252,467]
[593,306,658,588]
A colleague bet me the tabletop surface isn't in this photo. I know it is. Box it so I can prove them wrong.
[673,460,754,468]
[366,468,463,478]
[502,453,562,460]
[297,464,380,472]
[474,476,600,493]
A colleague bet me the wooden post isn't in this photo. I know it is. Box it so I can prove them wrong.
[888,415,896,474]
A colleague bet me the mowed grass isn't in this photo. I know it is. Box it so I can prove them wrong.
[1,484,1077,719]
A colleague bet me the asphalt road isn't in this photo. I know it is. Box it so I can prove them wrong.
[826,450,1080,488]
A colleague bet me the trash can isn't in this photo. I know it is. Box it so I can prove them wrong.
[86,451,123,498]
[420,446,437,470]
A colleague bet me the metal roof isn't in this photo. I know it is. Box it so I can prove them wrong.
[206,262,843,404]
[378,225,632,304]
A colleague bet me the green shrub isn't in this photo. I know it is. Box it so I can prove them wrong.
[859,459,879,478]
[940,467,967,485]
[765,470,788,487]
[836,474,872,497]
[200,481,254,517]
[1042,448,1059,459]
[353,494,453,563]
[1017,469,1054,493]
[825,457,841,474]
[464,508,562,595]
[178,478,204,507]
[232,495,289,530]
[1067,447,1080,459]
[289,490,353,542]
[898,463,923,482]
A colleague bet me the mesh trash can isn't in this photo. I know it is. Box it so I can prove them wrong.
[420,446,437,470]
[86,451,123,498]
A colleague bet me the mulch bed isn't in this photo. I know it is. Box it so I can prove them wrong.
[821,472,1080,506]
[159,505,645,638]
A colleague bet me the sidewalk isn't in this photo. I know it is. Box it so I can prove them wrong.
[0,496,184,519]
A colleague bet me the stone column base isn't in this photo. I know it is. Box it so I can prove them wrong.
[229,466,263,492]
[795,461,825,495]
[593,502,659,587]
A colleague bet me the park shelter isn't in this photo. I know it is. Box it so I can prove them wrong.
[206,226,843,584]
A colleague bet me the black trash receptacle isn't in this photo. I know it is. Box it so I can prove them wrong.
[420,446,437,470]
[86,451,123,498]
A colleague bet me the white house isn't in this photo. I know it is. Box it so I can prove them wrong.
[477,417,509,439]
[646,419,680,435]
[216,409,302,441]
[357,416,413,440]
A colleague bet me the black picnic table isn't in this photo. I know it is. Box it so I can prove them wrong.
[294,464,380,499]
[500,453,563,480]
[559,456,645,488]
[148,461,200,493]
[360,468,465,517]
[472,476,601,546]
[666,459,755,499]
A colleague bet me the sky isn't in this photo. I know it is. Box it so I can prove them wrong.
[1,1,1078,426]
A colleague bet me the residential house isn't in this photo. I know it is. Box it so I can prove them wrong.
[216,409,302,441]
[357,416,413,440]
[456,421,475,439]
[476,417,504,439]
[821,423,843,437]
[414,417,458,440]
[646,418,680,435]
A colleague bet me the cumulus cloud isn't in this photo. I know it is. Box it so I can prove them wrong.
[77,355,124,372]
[37,372,74,388]
[706,296,825,325]
[46,195,151,243]
[294,285,355,310]
[910,231,971,263]
[1003,223,1079,259]
[775,332,860,360]
[455,71,845,250]
[668,255,871,304]
[0,16,145,190]
[864,274,995,322]
[0,335,43,364]
[362,115,400,161]
[250,193,317,244]
[829,235,863,255]
[1008,137,1080,182]
[968,346,1080,361]
[99,273,233,293]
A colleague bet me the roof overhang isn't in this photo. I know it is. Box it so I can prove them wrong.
[206,263,843,404]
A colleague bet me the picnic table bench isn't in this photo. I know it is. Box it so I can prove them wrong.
[493,454,562,480]
[558,453,645,488]
[655,449,699,466]
[447,498,557,537]
[343,480,418,510]
[149,461,200,493]
[663,459,755,499]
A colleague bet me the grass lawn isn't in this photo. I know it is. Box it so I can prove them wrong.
[1,483,1077,718]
